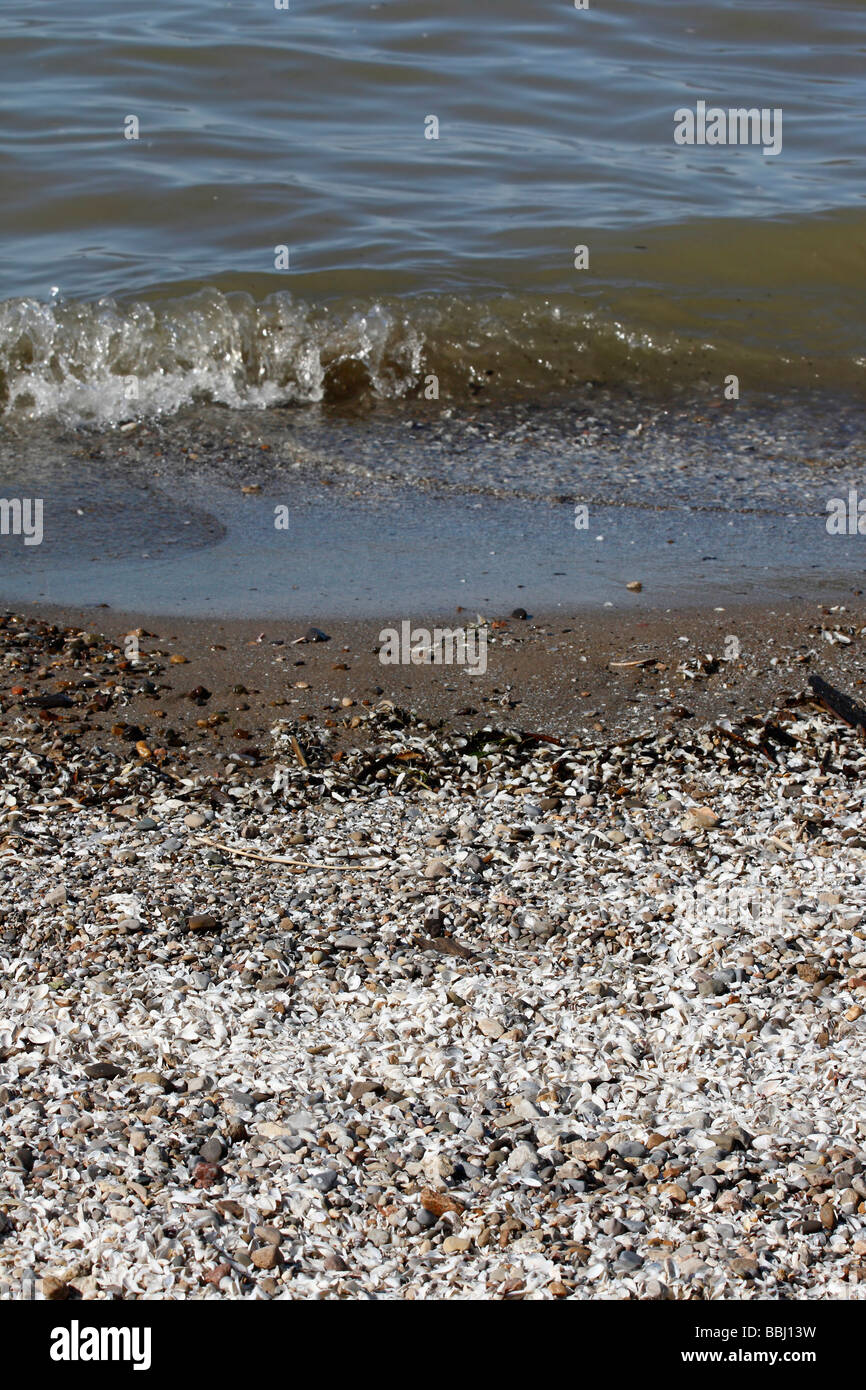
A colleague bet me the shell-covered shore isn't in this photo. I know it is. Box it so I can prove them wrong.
[1,617,866,1300]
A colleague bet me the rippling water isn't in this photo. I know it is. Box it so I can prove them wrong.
[2,0,865,420]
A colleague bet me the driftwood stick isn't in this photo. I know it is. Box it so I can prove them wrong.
[190,835,384,871]
[808,674,866,734]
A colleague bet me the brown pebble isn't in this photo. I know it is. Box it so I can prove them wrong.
[215,1199,244,1218]
[420,1188,464,1217]
[251,1244,279,1270]
[254,1224,282,1247]
[187,914,220,932]
[41,1275,69,1301]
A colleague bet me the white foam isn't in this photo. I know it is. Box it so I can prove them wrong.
[0,290,425,425]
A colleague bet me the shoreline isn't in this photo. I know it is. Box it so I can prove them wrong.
[3,393,866,620]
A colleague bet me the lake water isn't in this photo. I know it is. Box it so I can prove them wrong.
[2,0,865,421]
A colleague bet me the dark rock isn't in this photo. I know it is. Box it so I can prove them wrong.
[424,906,446,936]
[615,1249,644,1272]
[304,627,331,643]
[349,1079,384,1100]
[26,693,73,710]
[200,1137,225,1163]
[615,1140,648,1161]
[309,1168,338,1194]
[83,1061,124,1080]
[694,1175,718,1196]
[187,914,221,933]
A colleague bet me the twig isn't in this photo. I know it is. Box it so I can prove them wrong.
[768,835,795,855]
[289,735,307,768]
[201,1234,256,1287]
[190,834,385,871]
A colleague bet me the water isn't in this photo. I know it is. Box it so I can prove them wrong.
[2,471,862,617]
[2,0,866,420]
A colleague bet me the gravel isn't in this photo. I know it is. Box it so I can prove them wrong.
[1,646,866,1299]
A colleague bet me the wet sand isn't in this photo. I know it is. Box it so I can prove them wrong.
[3,395,866,622]
[4,600,865,768]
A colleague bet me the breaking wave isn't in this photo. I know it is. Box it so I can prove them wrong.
[0,288,861,426]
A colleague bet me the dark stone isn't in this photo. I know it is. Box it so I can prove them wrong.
[615,1250,644,1272]
[615,1140,648,1161]
[26,693,73,709]
[83,1061,124,1080]
[349,1079,384,1100]
[309,1169,338,1194]
[424,906,446,936]
[187,914,221,933]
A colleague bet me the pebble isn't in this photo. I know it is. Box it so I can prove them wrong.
[187,914,221,932]
[83,1061,124,1080]
[423,859,449,879]
[615,1250,643,1271]
[309,1169,338,1194]
[251,1246,279,1270]
[507,1142,538,1171]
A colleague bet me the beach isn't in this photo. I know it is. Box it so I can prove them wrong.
[2,600,866,1299]
[2,0,866,1317]
[3,349,866,1308]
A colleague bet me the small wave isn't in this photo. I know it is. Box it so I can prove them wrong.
[0,287,859,426]
[0,290,430,425]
